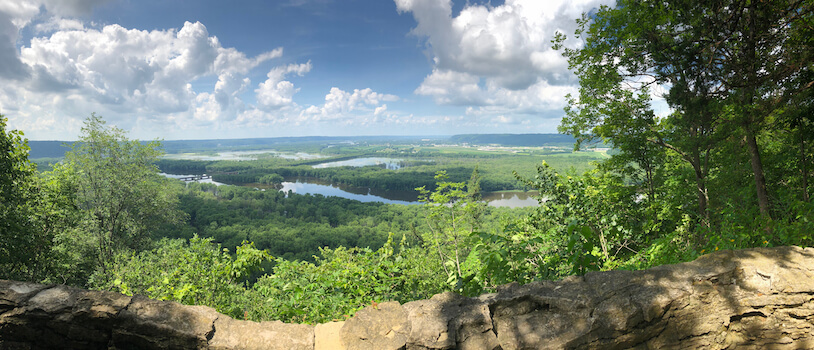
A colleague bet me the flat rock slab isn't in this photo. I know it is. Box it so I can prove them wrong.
[209,317,314,350]
[315,321,345,350]
[341,301,410,350]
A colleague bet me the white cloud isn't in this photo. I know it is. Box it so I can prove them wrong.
[0,0,602,139]
[33,17,85,33]
[0,11,31,80]
[302,87,399,122]
[0,0,107,80]
[414,69,484,105]
[0,14,288,137]
[229,86,404,136]
[39,0,109,18]
[215,47,283,75]
[374,104,388,116]
[396,0,609,119]
[214,72,250,109]
[0,1,45,29]
[0,5,408,138]
[255,61,312,110]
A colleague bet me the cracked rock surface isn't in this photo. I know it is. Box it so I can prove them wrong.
[3,246,814,349]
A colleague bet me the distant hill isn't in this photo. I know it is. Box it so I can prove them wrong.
[27,141,72,159]
[28,134,582,159]
[27,135,448,158]
[448,134,577,147]
[159,135,443,153]
[159,137,347,154]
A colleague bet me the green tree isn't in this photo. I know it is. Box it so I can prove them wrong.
[64,114,184,270]
[558,0,814,225]
[259,173,285,188]
[0,115,43,280]
[515,162,640,274]
[556,1,728,229]
[415,170,486,293]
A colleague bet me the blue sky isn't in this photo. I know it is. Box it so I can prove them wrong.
[1,0,614,140]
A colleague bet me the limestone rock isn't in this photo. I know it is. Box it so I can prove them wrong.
[0,282,132,349]
[341,301,410,350]
[209,317,314,350]
[403,292,499,350]
[113,295,218,349]
[315,321,345,350]
[4,246,814,349]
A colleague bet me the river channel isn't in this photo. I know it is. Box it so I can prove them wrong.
[162,153,536,207]
[162,173,538,208]
[312,157,406,170]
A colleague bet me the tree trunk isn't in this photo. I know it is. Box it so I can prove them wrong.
[803,133,810,202]
[745,127,772,219]
[647,137,710,226]
[691,143,710,227]
[742,7,772,220]
[693,169,709,226]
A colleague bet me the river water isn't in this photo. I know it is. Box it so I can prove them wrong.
[311,157,405,170]
[162,173,538,207]
[163,149,324,161]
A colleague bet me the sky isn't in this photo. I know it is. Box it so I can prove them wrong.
[0,0,615,140]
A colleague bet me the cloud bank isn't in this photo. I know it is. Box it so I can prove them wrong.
[395,0,607,119]
[0,0,619,139]
[0,1,402,139]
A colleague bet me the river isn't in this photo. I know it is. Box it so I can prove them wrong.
[162,173,538,207]
[163,149,324,161]
[311,157,405,170]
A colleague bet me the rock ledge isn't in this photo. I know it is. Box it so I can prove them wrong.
[3,246,814,349]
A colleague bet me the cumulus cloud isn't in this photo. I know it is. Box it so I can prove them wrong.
[374,104,388,116]
[0,7,292,137]
[39,0,109,17]
[396,0,609,117]
[0,0,595,138]
[15,20,281,114]
[0,0,106,80]
[230,86,402,135]
[255,62,312,110]
[299,87,399,123]
[33,17,85,33]
[0,10,31,80]
[0,1,406,139]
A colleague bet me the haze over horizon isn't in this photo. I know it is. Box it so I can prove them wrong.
[0,0,656,141]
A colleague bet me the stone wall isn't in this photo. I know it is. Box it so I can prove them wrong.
[3,246,814,349]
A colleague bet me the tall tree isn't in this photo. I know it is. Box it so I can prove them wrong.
[707,0,814,219]
[416,170,485,289]
[558,0,813,225]
[557,1,725,227]
[64,114,183,269]
[0,115,41,279]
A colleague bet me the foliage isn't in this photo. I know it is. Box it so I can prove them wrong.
[258,173,284,186]
[557,0,814,225]
[92,236,271,318]
[246,234,446,324]
[416,170,486,294]
[5,10,813,324]
[63,114,184,269]
[0,115,44,280]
